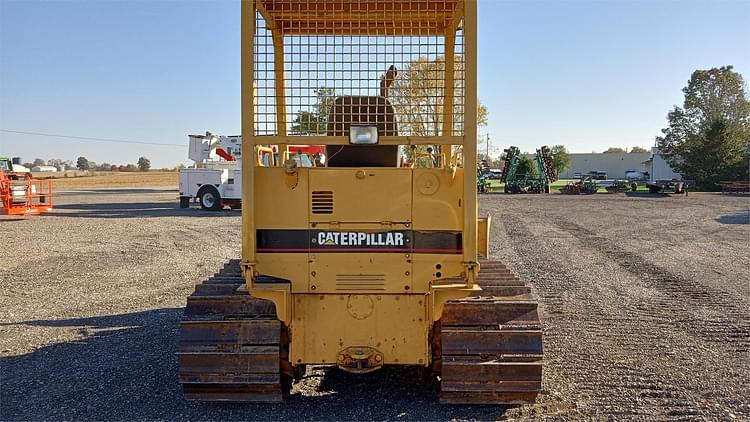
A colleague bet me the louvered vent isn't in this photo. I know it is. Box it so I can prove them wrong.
[335,274,386,290]
[311,191,334,214]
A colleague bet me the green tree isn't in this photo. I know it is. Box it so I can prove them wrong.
[389,56,487,136]
[549,145,571,175]
[137,156,151,171]
[76,156,90,171]
[603,147,626,153]
[47,158,73,170]
[290,88,336,134]
[389,55,488,166]
[517,155,538,177]
[657,66,750,189]
[477,104,488,128]
[630,146,649,153]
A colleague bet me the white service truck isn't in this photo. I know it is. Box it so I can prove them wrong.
[179,133,324,210]
[179,133,243,210]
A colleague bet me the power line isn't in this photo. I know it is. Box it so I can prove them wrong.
[0,129,185,147]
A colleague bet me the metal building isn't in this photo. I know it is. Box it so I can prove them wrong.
[556,152,650,179]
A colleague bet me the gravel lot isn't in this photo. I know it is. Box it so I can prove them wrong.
[1,189,748,420]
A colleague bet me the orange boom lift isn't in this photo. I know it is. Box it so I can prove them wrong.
[0,158,53,216]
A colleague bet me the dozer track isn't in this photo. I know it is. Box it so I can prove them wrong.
[179,259,541,404]
[178,259,292,402]
[436,259,543,404]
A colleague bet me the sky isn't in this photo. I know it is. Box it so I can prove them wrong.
[0,0,748,168]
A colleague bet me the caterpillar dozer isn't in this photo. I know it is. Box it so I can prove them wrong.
[178,0,543,404]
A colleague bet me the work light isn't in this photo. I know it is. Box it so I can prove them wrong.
[348,126,379,144]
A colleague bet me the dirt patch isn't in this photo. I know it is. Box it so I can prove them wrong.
[484,193,749,420]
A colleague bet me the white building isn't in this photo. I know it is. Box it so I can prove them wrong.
[31,165,58,173]
[557,153,651,179]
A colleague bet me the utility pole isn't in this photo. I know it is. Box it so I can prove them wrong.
[486,133,490,158]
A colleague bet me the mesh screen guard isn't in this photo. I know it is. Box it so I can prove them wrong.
[252,0,466,140]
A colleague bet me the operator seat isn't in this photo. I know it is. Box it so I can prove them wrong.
[325,65,400,167]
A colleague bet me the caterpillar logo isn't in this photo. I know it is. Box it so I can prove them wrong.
[316,231,405,247]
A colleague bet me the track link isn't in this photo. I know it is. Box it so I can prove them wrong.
[178,259,288,402]
[438,260,543,404]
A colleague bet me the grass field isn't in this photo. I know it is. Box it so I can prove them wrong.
[49,171,178,189]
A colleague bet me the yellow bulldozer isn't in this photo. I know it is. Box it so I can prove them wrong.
[178,0,543,404]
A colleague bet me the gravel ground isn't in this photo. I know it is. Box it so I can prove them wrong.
[1,189,748,420]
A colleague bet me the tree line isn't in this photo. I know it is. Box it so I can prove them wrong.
[603,146,649,153]
[478,65,749,189]
[22,156,154,172]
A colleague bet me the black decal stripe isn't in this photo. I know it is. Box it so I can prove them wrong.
[256,229,462,254]
[257,229,308,251]
[413,231,463,253]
